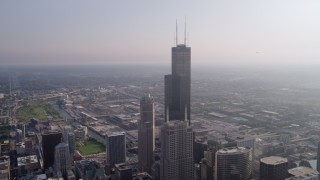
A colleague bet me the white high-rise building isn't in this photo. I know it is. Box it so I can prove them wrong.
[215,147,252,180]
[63,126,72,143]
[160,120,194,180]
[54,143,72,179]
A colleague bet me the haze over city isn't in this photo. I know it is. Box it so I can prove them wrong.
[1,0,319,66]
[1,1,320,180]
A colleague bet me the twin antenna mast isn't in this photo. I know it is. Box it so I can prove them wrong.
[175,17,187,46]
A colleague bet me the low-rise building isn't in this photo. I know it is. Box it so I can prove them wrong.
[114,163,132,180]
[0,156,10,180]
[17,155,39,177]
[75,160,105,180]
[286,167,319,180]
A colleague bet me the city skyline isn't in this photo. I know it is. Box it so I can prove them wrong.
[1,1,320,180]
[1,0,319,66]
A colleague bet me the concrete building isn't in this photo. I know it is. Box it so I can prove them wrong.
[114,163,133,180]
[54,143,72,180]
[317,141,320,173]
[41,131,62,169]
[215,147,252,180]
[165,42,191,122]
[138,94,155,174]
[200,148,217,180]
[236,137,255,149]
[160,120,194,180]
[106,132,126,166]
[75,160,105,180]
[24,138,33,155]
[133,172,153,180]
[67,132,75,154]
[0,156,10,180]
[17,155,39,177]
[260,156,288,180]
[287,167,319,180]
[194,136,208,164]
[63,126,72,144]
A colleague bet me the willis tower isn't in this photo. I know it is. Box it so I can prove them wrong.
[165,21,191,123]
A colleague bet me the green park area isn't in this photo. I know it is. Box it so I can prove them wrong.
[76,138,105,155]
[16,102,61,122]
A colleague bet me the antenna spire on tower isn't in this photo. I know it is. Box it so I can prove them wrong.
[184,16,187,45]
[176,20,178,46]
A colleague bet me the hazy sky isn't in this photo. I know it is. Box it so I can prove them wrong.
[0,1,319,66]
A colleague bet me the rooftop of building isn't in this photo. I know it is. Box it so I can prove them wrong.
[217,146,251,154]
[0,155,9,162]
[164,120,190,127]
[133,172,153,180]
[260,156,288,165]
[115,163,132,171]
[17,155,38,166]
[140,94,154,103]
[107,131,125,137]
[55,142,69,148]
[41,130,61,135]
[288,167,319,177]
[0,156,10,170]
[75,159,101,171]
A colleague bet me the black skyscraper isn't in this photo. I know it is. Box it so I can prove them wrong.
[165,43,191,122]
[42,131,62,169]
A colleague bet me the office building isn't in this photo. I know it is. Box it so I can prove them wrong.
[9,149,18,178]
[17,155,39,177]
[200,148,217,180]
[260,156,288,180]
[75,159,105,180]
[54,142,72,180]
[160,120,194,180]
[151,161,160,180]
[74,126,87,141]
[215,147,252,180]
[317,141,320,173]
[63,126,72,143]
[68,132,75,154]
[138,94,155,174]
[0,156,10,180]
[106,132,126,166]
[133,172,153,180]
[164,25,191,122]
[194,136,208,164]
[42,131,62,169]
[287,167,319,180]
[114,163,133,180]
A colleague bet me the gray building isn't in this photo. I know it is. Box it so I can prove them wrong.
[114,163,132,180]
[317,141,320,173]
[106,132,126,166]
[138,94,155,174]
[165,42,191,122]
[215,147,252,180]
[68,132,75,154]
[160,120,194,180]
[200,148,217,180]
[63,126,72,143]
[0,156,10,180]
[287,167,319,180]
[75,160,105,180]
[260,156,288,180]
[54,143,72,180]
